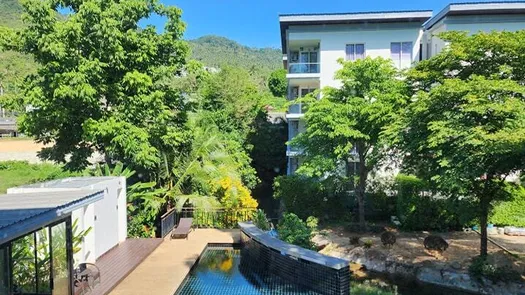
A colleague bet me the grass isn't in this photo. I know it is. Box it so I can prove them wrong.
[0,161,79,193]
[351,282,395,295]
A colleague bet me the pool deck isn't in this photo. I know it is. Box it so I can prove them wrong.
[108,229,240,295]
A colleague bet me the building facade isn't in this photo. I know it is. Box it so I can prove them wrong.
[280,1,525,175]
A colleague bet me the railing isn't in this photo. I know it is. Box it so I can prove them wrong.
[288,103,309,115]
[178,208,256,229]
[160,208,177,238]
[288,63,320,74]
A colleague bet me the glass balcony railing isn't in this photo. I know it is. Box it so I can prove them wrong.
[288,103,308,115]
[288,63,320,74]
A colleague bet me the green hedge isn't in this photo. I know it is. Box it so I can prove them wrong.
[273,175,351,220]
[395,174,476,231]
[490,185,525,227]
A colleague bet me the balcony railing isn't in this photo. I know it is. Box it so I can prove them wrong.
[288,103,309,115]
[288,63,320,74]
[178,207,256,229]
[160,208,177,238]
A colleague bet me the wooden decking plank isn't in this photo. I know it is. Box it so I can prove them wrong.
[89,238,163,295]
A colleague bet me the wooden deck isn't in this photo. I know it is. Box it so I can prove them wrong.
[109,229,240,295]
[91,238,163,295]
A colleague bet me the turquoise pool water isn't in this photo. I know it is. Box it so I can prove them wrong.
[175,246,474,295]
[175,246,319,295]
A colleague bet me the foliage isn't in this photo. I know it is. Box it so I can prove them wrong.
[363,239,373,249]
[306,216,319,231]
[0,160,78,193]
[88,162,136,178]
[214,176,258,211]
[2,0,191,172]
[252,209,271,231]
[277,213,314,250]
[273,175,351,220]
[188,35,281,89]
[490,185,525,227]
[71,219,91,256]
[394,174,476,231]
[292,57,408,229]
[398,31,525,256]
[127,182,167,238]
[267,69,287,97]
[469,256,522,283]
[350,281,395,295]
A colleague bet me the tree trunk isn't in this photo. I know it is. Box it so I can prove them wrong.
[479,194,490,257]
[356,147,367,231]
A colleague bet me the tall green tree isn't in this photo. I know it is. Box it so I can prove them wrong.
[268,68,287,97]
[399,31,525,257]
[2,0,190,172]
[292,57,407,229]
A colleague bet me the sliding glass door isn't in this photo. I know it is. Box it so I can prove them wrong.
[5,218,72,295]
[51,222,70,295]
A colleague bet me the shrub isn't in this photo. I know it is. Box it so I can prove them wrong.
[277,213,314,250]
[273,175,350,220]
[363,239,373,249]
[490,185,525,227]
[253,209,271,231]
[469,256,521,283]
[395,174,476,231]
[306,216,319,231]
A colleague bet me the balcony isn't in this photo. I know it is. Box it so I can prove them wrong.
[288,63,320,74]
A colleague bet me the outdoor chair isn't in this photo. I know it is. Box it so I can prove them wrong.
[74,262,101,295]
[171,217,194,239]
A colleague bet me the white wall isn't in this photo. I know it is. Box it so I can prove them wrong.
[289,23,424,89]
[427,15,525,58]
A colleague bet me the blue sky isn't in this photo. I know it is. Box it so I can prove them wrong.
[144,0,508,48]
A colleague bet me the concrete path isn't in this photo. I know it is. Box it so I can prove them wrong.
[109,229,240,295]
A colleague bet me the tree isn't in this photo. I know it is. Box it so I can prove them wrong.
[2,0,190,172]
[268,69,287,97]
[399,31,525,257]
[292,57,407,229]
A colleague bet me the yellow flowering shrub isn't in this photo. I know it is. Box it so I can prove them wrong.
[215,176,258,209]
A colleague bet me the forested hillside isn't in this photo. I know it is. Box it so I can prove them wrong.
[188,35,282,77]
[0,0,36,95]
[0,1,281,95]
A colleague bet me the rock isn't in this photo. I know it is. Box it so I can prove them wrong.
[424,235,448,252]
[312,234,330,251]
[380,231,396,247]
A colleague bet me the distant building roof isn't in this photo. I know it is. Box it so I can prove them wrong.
[0,189,104,244]
[10,176,121,190]
[424,1,525,30]
[279,10,432,53]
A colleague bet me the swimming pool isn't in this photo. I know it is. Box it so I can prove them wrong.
[175,245,320,295]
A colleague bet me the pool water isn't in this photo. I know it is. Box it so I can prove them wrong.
[175,246,320,295]
[175,246,474,295]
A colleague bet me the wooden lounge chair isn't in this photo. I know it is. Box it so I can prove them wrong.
[171,218,194,239]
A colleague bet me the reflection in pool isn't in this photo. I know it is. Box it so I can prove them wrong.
[175,246,320,295]
[175,246,476,295]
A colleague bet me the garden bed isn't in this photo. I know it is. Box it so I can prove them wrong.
[316,225,525,294]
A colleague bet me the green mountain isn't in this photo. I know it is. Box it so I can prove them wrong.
[0,0,24,29]
[188,35,282,75]
[0,0,35,95]
[0,1,282,95]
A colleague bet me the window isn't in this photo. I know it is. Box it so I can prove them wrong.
[391,42,413,68]
[290,157,299,174]
[346,44,365,61]
[289,121,299,139]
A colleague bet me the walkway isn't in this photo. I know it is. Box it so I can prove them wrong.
[109,229,240,295]
[91,238,163,295]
